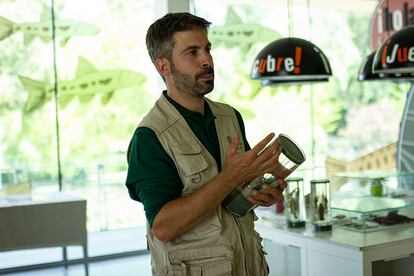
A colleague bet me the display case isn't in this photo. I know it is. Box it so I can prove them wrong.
[330,172,414,232]
[310,179,333,231]
[332,197,414,232]
[284,177,306,228]
[329,171,414,197]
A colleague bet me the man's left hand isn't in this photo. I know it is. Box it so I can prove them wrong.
[248,179,287,207]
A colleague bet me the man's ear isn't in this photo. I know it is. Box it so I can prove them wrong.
[154,58,171,78]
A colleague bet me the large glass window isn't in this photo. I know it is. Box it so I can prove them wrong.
[0,0,410,270]
[0,0,157,269]
[0,1,58,195]
[194,0,406,175]
[51,0,156,232]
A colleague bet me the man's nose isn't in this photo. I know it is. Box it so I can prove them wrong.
[201,53,213,68]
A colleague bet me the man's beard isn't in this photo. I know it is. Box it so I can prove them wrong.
[170,62,214,97]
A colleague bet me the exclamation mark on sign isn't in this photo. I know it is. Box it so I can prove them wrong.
[381,42,389,67]
[258,60,267,73]
[294,47,302,74]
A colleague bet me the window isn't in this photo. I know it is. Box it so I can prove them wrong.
[0,0,157,269]
[193,0,405,171]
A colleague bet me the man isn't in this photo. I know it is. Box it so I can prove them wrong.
[126,12,286,276]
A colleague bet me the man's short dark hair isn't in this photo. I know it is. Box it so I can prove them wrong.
[146,12,211,63]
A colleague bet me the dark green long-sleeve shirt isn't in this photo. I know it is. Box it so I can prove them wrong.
[125,91,250,227]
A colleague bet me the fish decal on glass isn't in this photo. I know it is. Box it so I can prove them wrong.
[19,57,147,112]
[0,5,100,46]
[210,23,280,44]
[209,7,279,47]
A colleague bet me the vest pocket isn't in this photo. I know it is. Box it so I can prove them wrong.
[172,142,208,177]
[166,245,233,276]
[172,142,209,190]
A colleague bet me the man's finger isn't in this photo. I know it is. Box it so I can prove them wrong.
[251,133,275,155]
[226,132,240,155]
[274,144,283,157]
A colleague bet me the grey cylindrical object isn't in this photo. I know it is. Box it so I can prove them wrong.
[223,134,306,217]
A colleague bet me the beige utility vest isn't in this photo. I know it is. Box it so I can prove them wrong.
[139,94,268,276]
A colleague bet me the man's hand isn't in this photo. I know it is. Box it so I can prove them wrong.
[221,132,283,189]
[152,132,284,242]
[248,179,287,206]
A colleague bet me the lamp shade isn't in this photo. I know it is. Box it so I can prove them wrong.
[261,78,329,86]
[359,52,414,82]
[372,26,414,74]
[250,37,332,82]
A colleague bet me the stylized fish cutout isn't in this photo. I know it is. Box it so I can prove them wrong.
[0,5,100,46]
[209,7,280,48]
[210,23,280,44]
[19,57,146,112]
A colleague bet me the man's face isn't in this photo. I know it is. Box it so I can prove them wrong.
[169,29,214,97]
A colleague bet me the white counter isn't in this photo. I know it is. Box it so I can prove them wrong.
[255,211,414,276]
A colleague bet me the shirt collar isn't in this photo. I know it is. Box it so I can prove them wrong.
[163,90,216,121]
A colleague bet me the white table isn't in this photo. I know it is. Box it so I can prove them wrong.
[255,211,414,276]
[0,192,88,271]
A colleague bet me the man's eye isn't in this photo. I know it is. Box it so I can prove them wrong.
[189,50,197,56]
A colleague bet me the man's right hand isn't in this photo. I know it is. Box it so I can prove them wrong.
[222,132,283,189]
[152,132,283,243]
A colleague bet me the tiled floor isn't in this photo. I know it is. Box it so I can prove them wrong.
[3,254,151,276]
[0,227,147,270]
[0,227,151,275]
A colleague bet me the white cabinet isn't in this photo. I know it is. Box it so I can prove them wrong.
[263,239,301,276]
[256,214,414,276]
[306,249,362,276]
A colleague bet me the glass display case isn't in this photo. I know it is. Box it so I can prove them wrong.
[284,177,306,228]
[310,179,333,232]
[330,172,414,232]
[329,171,414,198]
[332,197,414,232]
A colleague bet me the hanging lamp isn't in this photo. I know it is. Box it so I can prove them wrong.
[250,0,332,85]
[372,26,414,74]
[359,52,414,81]
[261,77,329,86]
[251,37,331,84]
